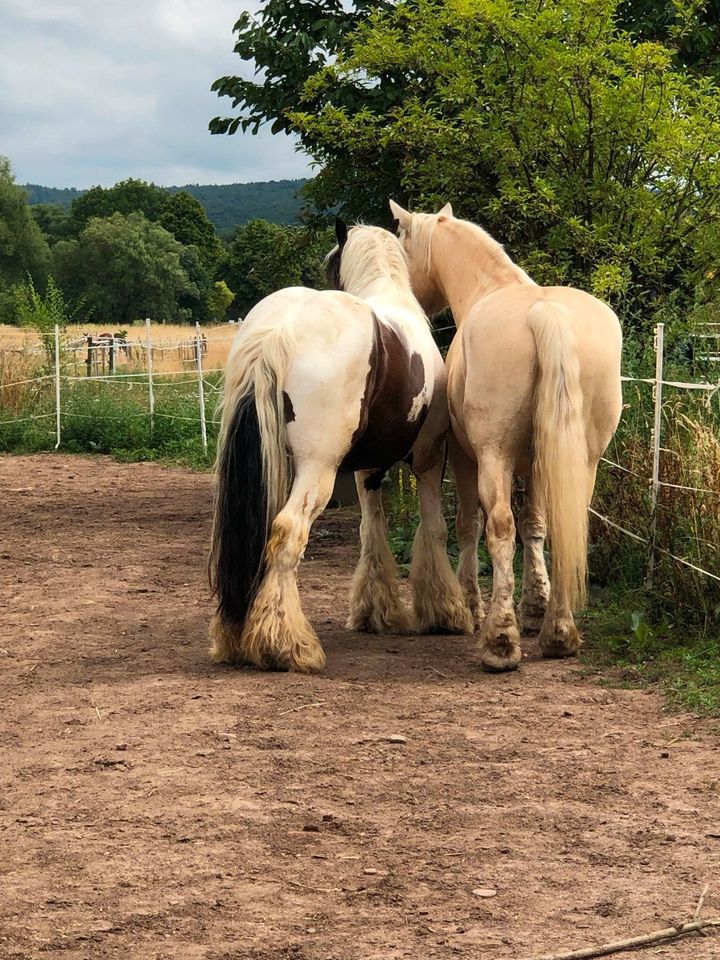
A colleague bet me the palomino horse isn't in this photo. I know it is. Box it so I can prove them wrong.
[390,200,622,672]
[209,221,471,672]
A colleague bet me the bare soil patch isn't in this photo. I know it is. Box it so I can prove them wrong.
[2,454,719,960]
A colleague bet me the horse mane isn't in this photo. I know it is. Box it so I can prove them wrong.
[339,226,416,299]
[409,212,534,285]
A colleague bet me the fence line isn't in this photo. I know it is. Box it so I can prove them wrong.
[1,319,717,589]
[591,320,718,589]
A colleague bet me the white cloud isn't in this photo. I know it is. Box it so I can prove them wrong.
[0,0,310,188]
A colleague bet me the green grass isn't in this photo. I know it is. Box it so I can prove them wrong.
[0,373,221,470]
[581,586,720,717]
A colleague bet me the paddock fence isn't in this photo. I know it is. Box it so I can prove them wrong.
[1,320,718,605]
[0,320,239,455]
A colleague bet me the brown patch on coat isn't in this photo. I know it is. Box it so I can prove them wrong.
[341,313,428,476]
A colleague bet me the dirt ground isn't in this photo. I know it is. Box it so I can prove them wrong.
[2,454,719,960]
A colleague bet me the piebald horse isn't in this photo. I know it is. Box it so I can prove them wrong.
[390,200,622,672]
[209,221,471,672]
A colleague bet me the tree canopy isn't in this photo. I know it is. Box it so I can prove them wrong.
[0,159,50,288]
[53,212,196,326]
[220,219,331,316]
[68,179,168,235]
[211,0,720,325]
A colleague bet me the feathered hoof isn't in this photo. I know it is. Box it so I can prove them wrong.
[519,611,546,635]
[346,605,414,636]
[414,596,474,636]
[208,613,243,664]
[478,613,522,673]
[539,618,582,659]
[267,639,327,674]
[211,609,326,674]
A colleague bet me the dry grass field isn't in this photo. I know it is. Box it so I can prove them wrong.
[0,323,237,376]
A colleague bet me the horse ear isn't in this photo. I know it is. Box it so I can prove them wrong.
[335,217,348,249]
[389,199,411,230]
[437,202,453,221]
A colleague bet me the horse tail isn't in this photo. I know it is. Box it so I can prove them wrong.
[528,300,588,611]
[209,325,294,631]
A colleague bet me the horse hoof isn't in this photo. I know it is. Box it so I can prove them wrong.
[519,615,545,635]
[540,639,582,659]
[478,619,522,673]
[539,620,582,658]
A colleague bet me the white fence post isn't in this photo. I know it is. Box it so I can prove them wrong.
[646,321,665,590]
[145,318,155,433]
[54,324,61,449]
[195,322,207,453]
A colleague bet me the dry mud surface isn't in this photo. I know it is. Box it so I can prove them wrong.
[2,454,719,960]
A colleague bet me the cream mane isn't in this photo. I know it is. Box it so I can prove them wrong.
[409,212,534,286]
[339,226,416,299]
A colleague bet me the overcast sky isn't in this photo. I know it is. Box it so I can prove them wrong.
[0,0,311,188]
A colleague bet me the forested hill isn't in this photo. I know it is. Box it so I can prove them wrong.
[22,179,309,233]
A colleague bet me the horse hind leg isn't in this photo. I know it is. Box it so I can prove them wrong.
[410,449,473,635]
[238,465,336,673]
[346,470,412,634]
[476,453,522,672]
[449,435,485,629]
[518,479,550,634]
[538,459,598,658]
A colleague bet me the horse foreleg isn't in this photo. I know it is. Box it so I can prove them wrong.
[346,471,412,634]
[238,466,335,673]
[408,452,473,635]
[477,454,522,672]
[449,436,485,629]
[518,479,550,634]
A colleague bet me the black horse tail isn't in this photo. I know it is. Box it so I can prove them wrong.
[209,326,294,655]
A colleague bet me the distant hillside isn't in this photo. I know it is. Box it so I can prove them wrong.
[165,180,308,234]
[22,179,309,234]
[24,184,84,206]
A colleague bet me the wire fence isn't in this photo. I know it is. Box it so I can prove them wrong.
[1,318,718,593]
[592,322,720,593]
[0,320,239,450]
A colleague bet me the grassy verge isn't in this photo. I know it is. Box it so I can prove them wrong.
[581,586,720,718]
[0,372,221,470]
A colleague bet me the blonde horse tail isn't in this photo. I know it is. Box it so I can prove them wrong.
[529,301,588,611]
[209,325,294,632]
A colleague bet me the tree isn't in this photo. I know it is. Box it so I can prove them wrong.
[67,179,167,235]
[31,204,71,245]
[210,1,403,221]
[15,275,75,364]
[53,212,194,326]
[617,0,720,78]
[0,157,50,321]
[159,191,221,267]
[210,2,394,138]
[177,243,214,325]
[211,0,720,326]
[207,280,236,322]
[220,219,332,316]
